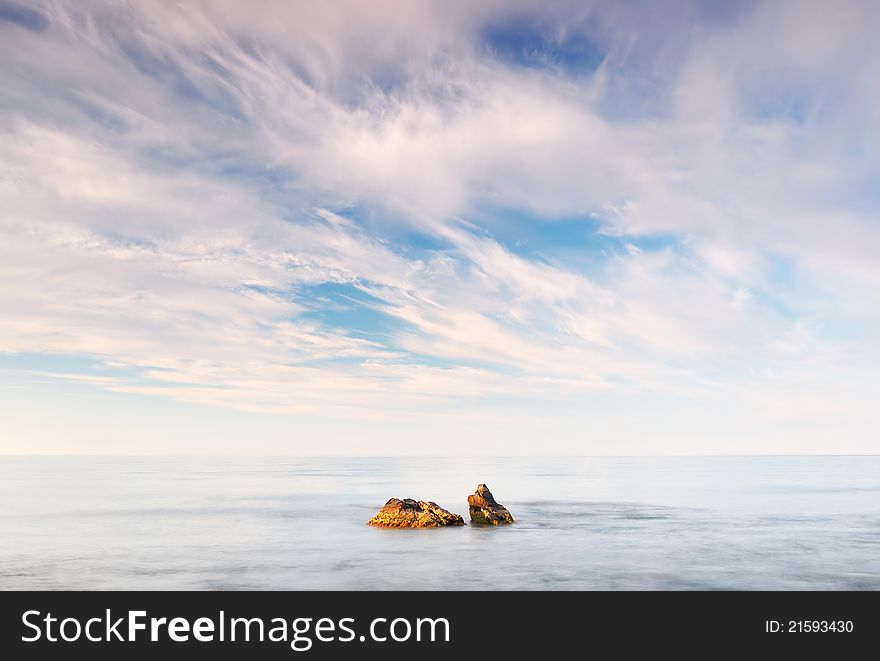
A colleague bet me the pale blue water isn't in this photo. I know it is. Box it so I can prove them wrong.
[0,456,878,590]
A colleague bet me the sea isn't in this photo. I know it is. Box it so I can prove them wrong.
[1,455,878,590]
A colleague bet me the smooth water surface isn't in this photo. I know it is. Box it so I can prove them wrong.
[1,456,878,590]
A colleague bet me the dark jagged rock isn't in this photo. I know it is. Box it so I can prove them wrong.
[367,498,465,528]
[467,484,514,525]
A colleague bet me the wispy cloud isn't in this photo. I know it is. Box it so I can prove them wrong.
[1,0,879,453]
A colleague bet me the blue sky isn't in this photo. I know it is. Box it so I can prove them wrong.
[1,0,879,455]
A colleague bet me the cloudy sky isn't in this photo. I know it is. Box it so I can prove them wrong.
[1,0,879,455]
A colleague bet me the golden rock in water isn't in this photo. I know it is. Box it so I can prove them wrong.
[367,498,465,528]
[467,484,514,525]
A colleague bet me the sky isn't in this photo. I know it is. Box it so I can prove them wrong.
[1,0,879,455]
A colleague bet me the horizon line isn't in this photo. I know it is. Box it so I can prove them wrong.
[2,453,879,459]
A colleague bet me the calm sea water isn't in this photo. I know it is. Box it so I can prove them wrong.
[1,456,878,590]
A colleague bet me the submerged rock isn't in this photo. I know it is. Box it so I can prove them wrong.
[467,484,514,525]
[367,498,465,528]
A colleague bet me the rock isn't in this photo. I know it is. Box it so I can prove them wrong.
[467,484,514,525]
[367,498,465,528]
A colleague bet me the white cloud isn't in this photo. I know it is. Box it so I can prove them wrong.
[1,0,879,452]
